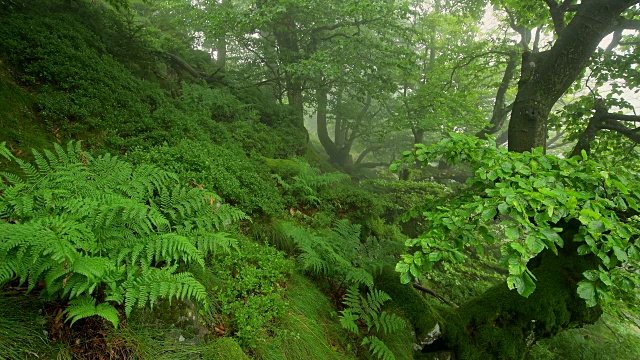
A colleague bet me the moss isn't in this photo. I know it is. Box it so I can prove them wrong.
[0,62,55,173]
[262,157,304,179]
[202,338,250,360]
[376,268,443,343]
[442,222,603,360]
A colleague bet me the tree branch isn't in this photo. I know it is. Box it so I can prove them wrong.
[161,52,225,85]
[476,52,517,139]
[600,118,640,143]
[606,29,624,51]
[605,113,640,122]
[412,282,459,308]
[615,18,640,31]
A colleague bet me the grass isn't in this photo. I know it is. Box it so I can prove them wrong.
[254,273,355,360]
[0,292,50,359]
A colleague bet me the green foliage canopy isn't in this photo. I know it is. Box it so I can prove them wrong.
[394,134,640,307]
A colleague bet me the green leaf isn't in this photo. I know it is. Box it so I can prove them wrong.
[588,221,605,234]
[583,270,599,281]
[498,203,509,214]
[519,272,536,297]
[612,246,628,262]
[566,196,578,211]
[505,226,520,240]
[428,251,441,262]
[481,208,497,222]
[508,257,526,275]
[395,263,409,273]
[400,272,412,284]
[510,243,527,256]
[577,281,597,307]
[540,228,563,246]
[525,235,545,254]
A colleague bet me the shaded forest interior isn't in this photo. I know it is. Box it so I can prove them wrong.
[0,1,639,360]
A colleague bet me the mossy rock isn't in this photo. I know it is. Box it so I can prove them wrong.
[375,268,443,344]
[202,338,249,360]
[262,157,303,179]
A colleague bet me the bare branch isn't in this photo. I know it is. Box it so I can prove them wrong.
[606,29,624,51]
[605,113,640,122]
[616,18,640,31]
[413,282,459,308]
[600,119,640,144]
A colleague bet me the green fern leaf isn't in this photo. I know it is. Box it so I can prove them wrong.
[339,309,360,335]
[362,336,396,360]
[64,296,120,328]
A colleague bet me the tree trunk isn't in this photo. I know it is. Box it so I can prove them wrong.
[412,127,425,145]
[437,220,602,360]
[216,36,226,71]
[215,0,227,71]
[570,99,607,157]
[508,0,635,153]
[316,89,352,166]
[476,52,517,139]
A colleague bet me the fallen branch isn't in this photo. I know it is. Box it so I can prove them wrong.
[412,282,459,308]
[159,51,226,85]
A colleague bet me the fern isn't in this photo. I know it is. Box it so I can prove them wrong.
[273,159,349,206]
[0,141,240,328]
[362,336,396,360]
[64,296,120,328]
[339,286,405,360]
[123,268,208,316]
[0,141,14,161]
[278,220,376,288]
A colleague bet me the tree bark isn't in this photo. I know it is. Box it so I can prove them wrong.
[316,88,352,166]
[571,99,640,157]
[476,52,517,140]
[508,0,636,153]
[570,99,607,157]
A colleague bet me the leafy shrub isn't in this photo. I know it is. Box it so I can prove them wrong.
[126,140,282,215]
[0,8,180,149]
[360,179,449,237]
[395,133,640,305]
[205,239,293,348]
[318,183,387,237]
[0,142,245,328]
[180,83,307,158]
[269,159,350,207]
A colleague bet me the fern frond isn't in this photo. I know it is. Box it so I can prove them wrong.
[339,309,360,335]
[124,268,208,316]
[376,311,406,334]
[0,141,14,160]
[362,336,396,360]
[345,268,375,289]
[192,231,238,257]
[365,289,392,314]
[144,233,204,268]
[64,296,120,328]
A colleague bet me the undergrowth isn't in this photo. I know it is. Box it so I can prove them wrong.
[0,141,244,328]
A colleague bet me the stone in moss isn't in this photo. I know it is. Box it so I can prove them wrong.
[202,337,250,360]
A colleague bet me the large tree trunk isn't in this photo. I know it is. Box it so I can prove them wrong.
[316,89,352,166]
[435,221,602,360]
[508,0,635,152]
